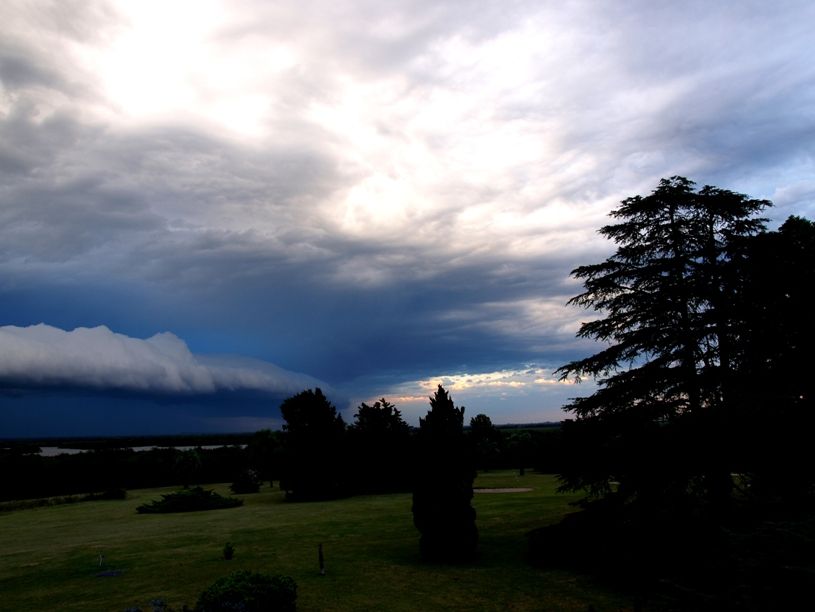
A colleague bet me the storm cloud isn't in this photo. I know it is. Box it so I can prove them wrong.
[1,0,814,434]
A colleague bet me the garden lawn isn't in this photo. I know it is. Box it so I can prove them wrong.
[0,471,635,611]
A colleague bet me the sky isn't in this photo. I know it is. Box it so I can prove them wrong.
[1,0,814,437]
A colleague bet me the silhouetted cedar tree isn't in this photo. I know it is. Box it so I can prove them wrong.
[530,209,815,609]
[555,176,770,516]
[279,388,347,500]
[412,385,478,561]
[348,398,412,493]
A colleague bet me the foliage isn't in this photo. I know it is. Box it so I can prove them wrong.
[545,177,815,606]
[174,450,204,488]
[467,414,504,471]
[0,444,248,502]
[555,176,770,509]
[136,487,243,514]
[412,385,478,561]
[279,388,347,500]
[222,542,235,561]
[230,469,262,494]
[348,398,412,493]
[245,429,282,484]
[729,215,815,501]
[195,570,296,612]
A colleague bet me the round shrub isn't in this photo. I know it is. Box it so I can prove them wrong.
[195,570,296,612]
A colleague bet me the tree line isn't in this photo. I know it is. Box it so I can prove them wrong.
[0,392,556,504]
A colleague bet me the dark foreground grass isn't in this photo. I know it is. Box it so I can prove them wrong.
[0,471,636,611]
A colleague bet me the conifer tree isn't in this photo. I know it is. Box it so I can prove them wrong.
[412,385,478,561]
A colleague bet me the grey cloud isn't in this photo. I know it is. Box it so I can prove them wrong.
[0,110,345,267]
[0,44,67,90]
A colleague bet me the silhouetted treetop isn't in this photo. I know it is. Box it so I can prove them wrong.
[353,398,410,436]
[420,384,466,440]
[557,176,769,417]
[280,388,345,436]
[279,388,346,500]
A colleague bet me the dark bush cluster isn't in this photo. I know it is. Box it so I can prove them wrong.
[195,570,296,612]
[230,469,262,494]
[136,487,243,514]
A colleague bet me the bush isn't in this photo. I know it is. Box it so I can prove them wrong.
[195,570,296,612]
[230,469,262,494]
[222,542,235,560]
[136,487,243,514]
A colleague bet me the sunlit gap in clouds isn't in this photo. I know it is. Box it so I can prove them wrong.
[79,0,297,140]
[352,366,589,426]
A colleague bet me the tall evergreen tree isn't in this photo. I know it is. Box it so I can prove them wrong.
[412,385,478,561]
[555,177,769,508]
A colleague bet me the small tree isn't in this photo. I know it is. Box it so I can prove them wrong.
[279,388,347,500]
[246,428,282,485]
[412,385,478,561]
[468,414,504,471]
[230,468,262,494]
[174,449,203,488]
[349,398,412,493]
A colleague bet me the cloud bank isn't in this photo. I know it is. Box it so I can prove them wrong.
[0,324,321,396]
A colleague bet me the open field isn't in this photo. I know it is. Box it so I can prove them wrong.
[0,471,636,611]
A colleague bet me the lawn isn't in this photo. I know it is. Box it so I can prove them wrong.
[0,471,636,611]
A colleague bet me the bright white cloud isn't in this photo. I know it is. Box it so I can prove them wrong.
[0,323,320,395]
[4,0,813,276]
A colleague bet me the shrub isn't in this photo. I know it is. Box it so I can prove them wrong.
[230,469,262,494]
[136,487,243,514]
[222,542,235,560]
[195,570,296,612]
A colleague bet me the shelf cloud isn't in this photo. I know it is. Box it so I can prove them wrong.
[0,323,321,397]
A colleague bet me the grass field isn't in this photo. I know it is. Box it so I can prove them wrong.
[0,471,636,611]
